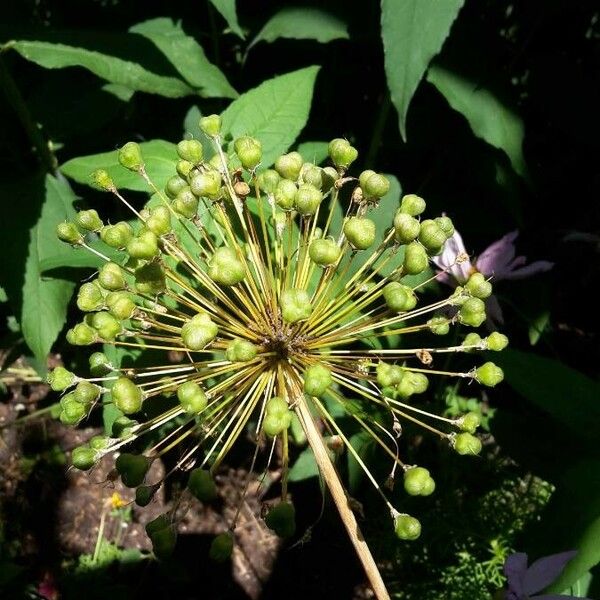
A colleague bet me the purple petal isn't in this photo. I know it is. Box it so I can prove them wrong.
[484,294,504,327]
[504,552,528,596]
[432,230,472,284]
[502,260,554,281]
[475,231,519,277]
[523,551,577,594]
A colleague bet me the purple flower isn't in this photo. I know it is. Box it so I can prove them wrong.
[432,229,553,325]
[503,550,586,599]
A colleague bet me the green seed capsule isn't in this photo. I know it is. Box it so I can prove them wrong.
[418,219,446,255]
[328,138,358,170]
[399,194,426,216]
[66,322,97,346]
[91,168,115,191]
[177,381,208,414]
[257,169,281,195]
[427,316,450,335]
[462,332,483,349]
[176,159,193,180]
[146,205,172,236]
[295,183,323,215]
[118,142,143,171]
[395,514,421,541]
[56,222,83,245]
[265,502,296,538]
[209,532,233,562]
[116,453,150,488]
[199,114,222,138]
[309,238,341,266]
[266,396,289,417]
[165,175,189,199]
[60,397,87,425]
[465,272,492,299]
[393,212,420,244]
[188,468,217,502]
[377,362,404,387]
[459,412,480,434]
[112,377,143,414]
[403,467,435,496]
[303,363,332,398]
[234,136,262,170]
[383,282,417,312]
[486,332,508,351]
[127,229,159,260]
[262,413,292,437]
[72,446,97,471]
[459,297,486,327]
[98,262,126,291]
[172,187,199,219]
[136,484,160,507]
[177,139,204,164]
[321,166,338,192]
[106,291,136,320]
[403,242,429,275]
[209,246,246,286]
[225,338,258,362]
[301,163,323,189]
[280,289,312,323]
[435,216,455,238]
[361,172,390,199]
[190,171,222,199]
[274,179,297,210]
[135,262,166,295]
[181,313,218,351]
[149,524,177,560]
[454,432,482,455]
[89,352,111,376]
[89,435,110,451]
[358,170,376,190]
[75,209,103,232]
[74,380,100,405]
[476,362,504,387]
[47,366,76,391]
[76,282,105,312]
[344,217,376,250]
[91,311,121,341]
[112,416,136,439]
[275,151,304,181]
[100,221,133,249]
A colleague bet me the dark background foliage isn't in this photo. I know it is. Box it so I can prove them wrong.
[0,1,598,598]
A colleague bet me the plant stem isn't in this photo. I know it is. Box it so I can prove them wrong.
[295,397,391,600]
[0,53,57,173]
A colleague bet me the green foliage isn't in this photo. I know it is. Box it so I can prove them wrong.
[381,0,464,139]
[209,0,245,39]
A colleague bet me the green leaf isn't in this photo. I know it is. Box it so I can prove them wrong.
[427,65,527,177]
[296,141,329,165]
[381,0,464,140]
[493,349,600,444]
[529,310,551,346]
[531,459,600,592]
[347,431,375,492]
[289,447,319,482]
[1,174,78,361]
[61,139,177,192]
[183,105,214,160]
[221,66,320,167]
[209,0,245,39]
[129,18,237,99]
[249,8,348,49]
[6,38,193,98]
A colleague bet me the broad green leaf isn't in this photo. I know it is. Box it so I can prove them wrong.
[1,175,78,361]
[427,65,527,177]
[289,447,319,482]
[183,105,214,160]
[61,140,177,192]
[530,459,600,592]
[6,38,193,98]
[249,8,348,49]
[129,18,237,99]
[381,0,464,140]
[493,349,600,444]
[296,141,329,165]
[209,0,245,39]
[221,66,320,167]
